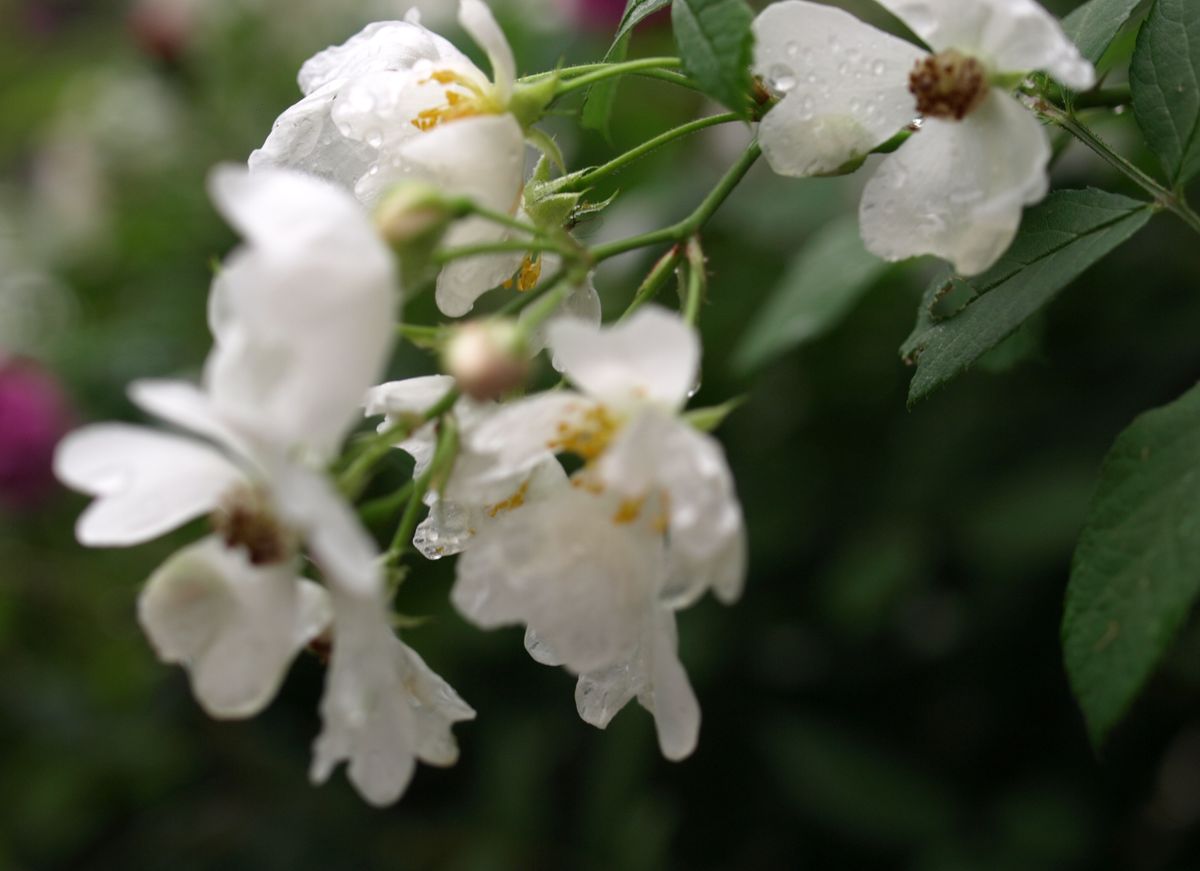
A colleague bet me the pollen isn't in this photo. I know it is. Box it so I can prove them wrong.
[908,50,989,121]
[547,405,621,462]
[612,497,646,525]
[503,254,544,292]
[411,69,494,132]
[211,485,294,566]
[485,481,530,518]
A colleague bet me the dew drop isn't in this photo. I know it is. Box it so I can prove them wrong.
[768,63,797,93]
[366,130,384,148]
[785,41,800,58]
[871,59,887,76]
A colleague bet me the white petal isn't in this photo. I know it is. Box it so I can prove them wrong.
[127,378,254,462]
[520,270,602,367]
[460,391,591,494]
[248,85,377,191]
[458,0,516,102]
[859,89,1050,276]
[876,0,1095,88]
[452,487,666,674]
[364,374,458,419]
[138,537,328,719]
[273,465,384,599]
[573,607,700,761]
[413,497,479,560]
[549,306,699,411]
[205,166,397,458]
[598,410,747,607]
[311,590,472,806]
[753,0,924,177]
[297,20,466,96]
[640,609,700,761]
[55,424,242,547]
[353,114,526,316]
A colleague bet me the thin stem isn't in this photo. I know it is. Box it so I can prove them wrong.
[620,246,684,320]
[358,480,415,525]
[682,237,706,326]
[564,112,744,192]
[387,417,459,564]
[514,271,577,336]
[433,237,579,264]
[523,63,698,92]
[456,200,543,236]
[592,140,763,262]
[554,57,684,96]
[1042,103,1200,235]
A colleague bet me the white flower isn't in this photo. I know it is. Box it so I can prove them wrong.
[461,306,746,609]
[364,374,566,560]
[56,166,472,805]
[752,0,1095,275]
[249,0,529,316]
[311,588,475,807]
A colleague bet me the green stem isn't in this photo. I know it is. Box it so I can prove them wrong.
[358,480,415,525]
[387,417,459,564]
[620,246,684,320]
[514,271,577,336]
[554,57,684,96]
[564,112,744,192]
[434,237,580,264]
[1042,103,1200,236]
[592,140,763,262]
[455,200,543,236]
[682,237,706,326]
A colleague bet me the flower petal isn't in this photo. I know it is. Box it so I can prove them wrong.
[248,84,377,191]
[520,267,602,368]
[549,306,699,411]
[753,0,924,177]
[876,0,1095,88]
[137,537,328,719]
[598,410,747,607]
[296,20,465,96]
[206,166,397,459]
[128,378,254,462]
[452,487,665,674]
[311,590,472,806]
[364,374,458,420]
[55,424,242,547]
[858,89,1050,275]
[459,0,517,102]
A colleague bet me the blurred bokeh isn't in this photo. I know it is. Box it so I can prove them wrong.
[4,0,1200,868]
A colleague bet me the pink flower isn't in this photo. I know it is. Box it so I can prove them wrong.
[0,359,72,507]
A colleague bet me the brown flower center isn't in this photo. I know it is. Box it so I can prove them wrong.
[211,485,294,566]
[908,50,989,121]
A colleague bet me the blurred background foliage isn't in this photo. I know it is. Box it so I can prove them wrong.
[3,0,1200,868]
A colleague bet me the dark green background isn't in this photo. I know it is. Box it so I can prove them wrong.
[3,0,1200,868]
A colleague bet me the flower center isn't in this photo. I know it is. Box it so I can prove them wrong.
[548,404,622,463]
[211,485,294,566]
[502,254,543,292]
[908,50,989,121]
[412,69,499,132]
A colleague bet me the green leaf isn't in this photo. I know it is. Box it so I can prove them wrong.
[581,33,629,139]
[903,189,1152,405]
[1061,0,1146,66]
[1063,382,1200,746]
[613,0,672,43]
[671,0,754,115]
[1130,0,1200,187]
[734,216,889,373]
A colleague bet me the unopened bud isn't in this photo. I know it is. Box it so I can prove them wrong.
[375,181,455,248]
[443,320,529,401]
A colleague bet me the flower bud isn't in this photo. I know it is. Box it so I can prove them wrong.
[375,181,456,249]
[0,357,72,508]
[442,320,529,402]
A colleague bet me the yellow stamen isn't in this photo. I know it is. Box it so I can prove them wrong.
[411,68,498,132]
[485,481,530,518]
[547,405,621,462]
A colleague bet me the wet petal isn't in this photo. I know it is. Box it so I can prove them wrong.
[127,378,254,462]
[876,0,1095,87]
[138,537,329,718]
[55,424,241,547]
[520,268,602,367]
[753,0,924,177]
[297,19,465,96]
[859,89,1050,275]
[459,0,517,102]
[549,306,700,411]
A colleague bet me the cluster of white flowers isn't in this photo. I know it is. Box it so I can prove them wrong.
[54,0,1093,805]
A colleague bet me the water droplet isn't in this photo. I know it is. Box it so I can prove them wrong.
[838,61,851,77]
[828,35,841,54]
[846,46,862,61]
[768,63,797,93]
[412,502,474,560]
[872,59,887,76]
[849,97,863,114]
[785,41,800,58]
[806,71,820,84]
[687,378,702,400]
[366,130,384,148]
[798,95,815,121]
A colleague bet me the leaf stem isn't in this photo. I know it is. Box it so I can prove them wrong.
[564,112,744,191]
[554,57,684,96]
[682,236,706,325]
[434,237,580,264]
[592,140,762,262]
[1071,85,1132,110]
[620,246,684,320]
[1042,103,1200,236]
